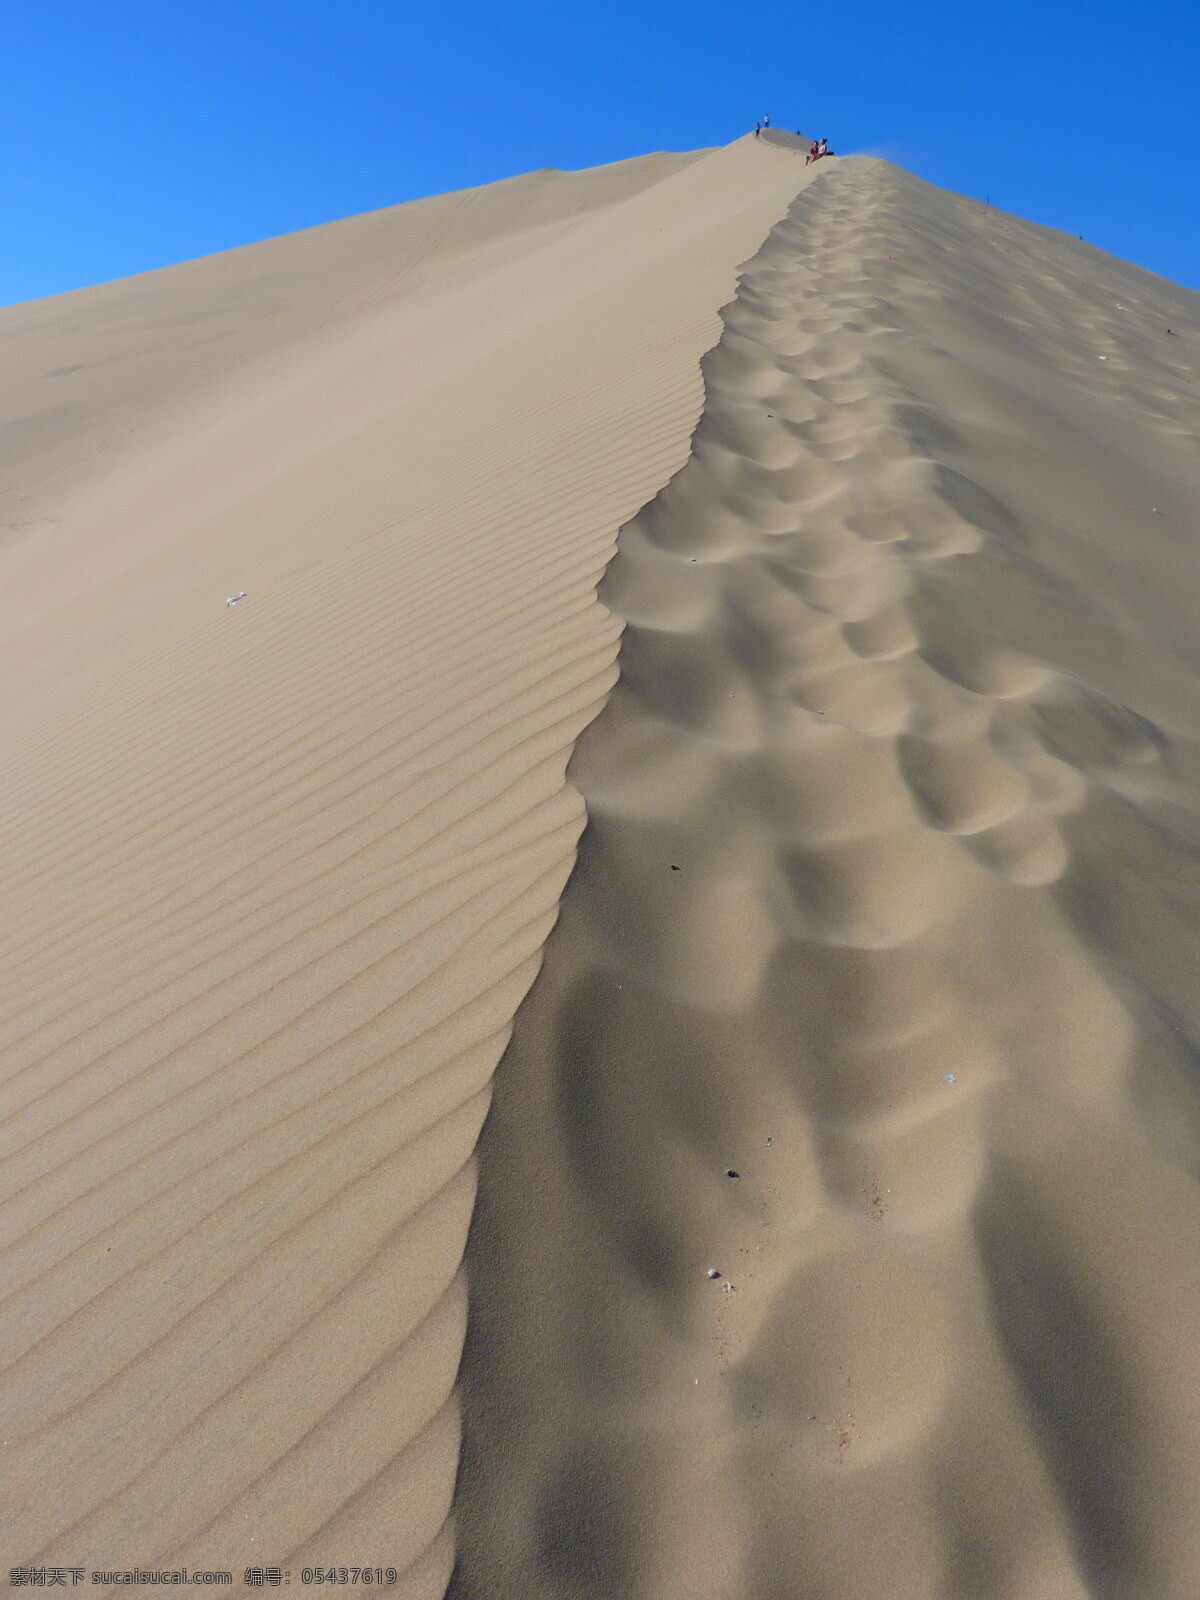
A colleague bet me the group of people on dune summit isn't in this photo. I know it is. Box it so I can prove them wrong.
[751,118,831,162]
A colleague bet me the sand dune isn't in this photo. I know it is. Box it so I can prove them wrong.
[4,132,1200,1600]
[0,138,815,1593]
[453,162,1200,1598]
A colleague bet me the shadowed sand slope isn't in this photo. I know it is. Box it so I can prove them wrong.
[0,138,817,1594]
[454,160,1200,1599]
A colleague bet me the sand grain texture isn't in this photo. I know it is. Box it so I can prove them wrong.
[0,139,815,1593]
[453,159,1200,1600]
[5,138,1200,1600]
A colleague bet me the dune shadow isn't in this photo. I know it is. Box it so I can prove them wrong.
[555,963,734,1320]
[973,1167,1151,1598]
[448,1432,660,1600]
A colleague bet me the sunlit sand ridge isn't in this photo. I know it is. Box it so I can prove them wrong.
[3,134,1199,1598]
[0,138,815,1595]
[454,158,1200,1599]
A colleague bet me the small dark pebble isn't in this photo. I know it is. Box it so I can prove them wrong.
[671,864,681,871]
[727,1170,740,1179]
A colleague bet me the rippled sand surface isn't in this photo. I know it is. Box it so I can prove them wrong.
[3,135,1200,1599]
[0,138,812,1594]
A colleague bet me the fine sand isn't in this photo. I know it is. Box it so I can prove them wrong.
[4,134,1200,1599]
[0,136,816,1593]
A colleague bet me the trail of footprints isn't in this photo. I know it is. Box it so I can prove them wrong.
[457,161,1200,1599]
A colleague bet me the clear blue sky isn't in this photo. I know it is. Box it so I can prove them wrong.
[3,0,1198,308]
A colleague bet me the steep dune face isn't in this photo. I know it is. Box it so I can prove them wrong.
[454,160,1200,1599]
[0,150,707,539]
[0,140,815,1593]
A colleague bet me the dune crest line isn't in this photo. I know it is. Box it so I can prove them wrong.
[453,158,1200,1599]
[0,139,820,1593]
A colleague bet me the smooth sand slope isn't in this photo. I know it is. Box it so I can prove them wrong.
[0,138,817,1592]
[454,162,1200,1599]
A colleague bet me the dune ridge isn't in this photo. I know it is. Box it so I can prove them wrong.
[0,150,708,539]
[0,139,818,1593]
[453,158,1200,1599]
